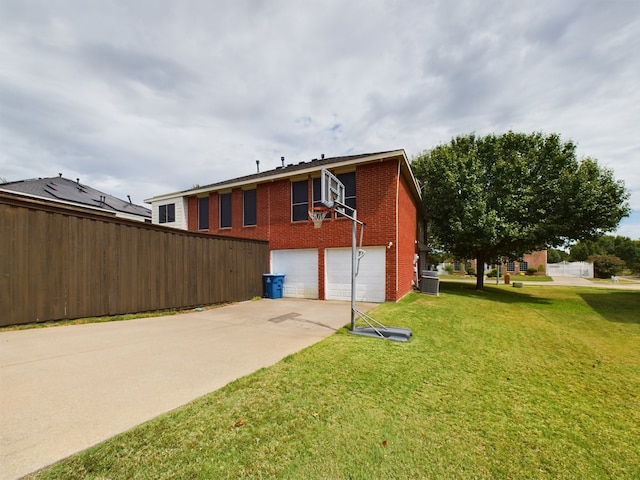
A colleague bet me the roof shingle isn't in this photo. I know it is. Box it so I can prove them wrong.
[0,176,151,218]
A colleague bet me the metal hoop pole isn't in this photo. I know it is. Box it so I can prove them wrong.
[351,210,357,331]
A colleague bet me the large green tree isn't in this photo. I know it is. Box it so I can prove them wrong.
[571,235,640,274]
[411,132,630,290]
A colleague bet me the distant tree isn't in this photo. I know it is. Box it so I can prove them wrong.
[591,254,626,278]
[412,131,630,290]
[569,242,591,262]
[571,235,640,274]
[547,248,569,263]
[613,236,640,274]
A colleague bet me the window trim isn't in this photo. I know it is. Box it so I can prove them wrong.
[159,203,175,224]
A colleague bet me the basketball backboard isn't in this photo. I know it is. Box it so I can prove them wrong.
[320,168,345,209]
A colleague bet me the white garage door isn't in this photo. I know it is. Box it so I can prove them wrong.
[325,247,386,302]
[270,249,318,299]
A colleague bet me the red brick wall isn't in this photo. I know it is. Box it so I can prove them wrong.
[397,172,419,299]
[187,196,197,231]
[185,158,421,301]
[523,250,547,273]
[468,251,548,274]
[209,192,218,231]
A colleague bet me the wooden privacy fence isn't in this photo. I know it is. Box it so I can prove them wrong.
[0,192,269,327]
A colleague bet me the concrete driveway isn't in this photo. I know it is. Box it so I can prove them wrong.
[0,298,369,480]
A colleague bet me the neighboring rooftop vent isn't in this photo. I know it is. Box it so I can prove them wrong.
[321,153,325,159]
[58,173,62,177]
[281,156,285,167]
[256,160,260,173]
[127,195,132,204]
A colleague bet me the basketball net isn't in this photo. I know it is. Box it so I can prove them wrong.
[309,206,330,228]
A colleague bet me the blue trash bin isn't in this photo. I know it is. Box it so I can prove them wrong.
[263,274,286,299]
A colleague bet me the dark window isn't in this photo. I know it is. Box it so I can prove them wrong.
[291,180,308,222]
[519,261,528,272]
[312,177,332,218]
[243,189,256,226]
[506,261,515,272]
[337,171,355,217]
[198,196,209,230]
[454,261,461,272]
[220,193,232,228]
[159,203,175,224]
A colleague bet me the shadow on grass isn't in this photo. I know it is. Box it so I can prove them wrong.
[579,291,640,324]
[438,280,551,305]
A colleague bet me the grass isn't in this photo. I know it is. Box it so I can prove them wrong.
[512,274,553,282]
[0,311,178,332]
[29,284,640,479]
[0,303,232,332]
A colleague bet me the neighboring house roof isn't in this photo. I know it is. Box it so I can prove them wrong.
[0,175,151,219]
[145,149,422,205]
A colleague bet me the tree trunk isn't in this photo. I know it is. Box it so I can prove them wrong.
[476,253,485,290]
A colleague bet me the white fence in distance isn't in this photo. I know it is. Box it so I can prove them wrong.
[546,262,593,278]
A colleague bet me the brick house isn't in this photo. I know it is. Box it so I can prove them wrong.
[145,150,426,302]
[448,250,548,275]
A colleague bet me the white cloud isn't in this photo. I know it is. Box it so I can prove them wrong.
[0,0,638,238]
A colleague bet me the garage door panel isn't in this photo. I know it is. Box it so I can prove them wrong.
[271,249,318,299]
[325,247,385,302]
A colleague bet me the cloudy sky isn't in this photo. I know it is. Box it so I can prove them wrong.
[1,0,639,238]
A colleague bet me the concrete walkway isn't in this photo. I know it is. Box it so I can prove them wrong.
[539,275,640,289]
[0,298,371,480]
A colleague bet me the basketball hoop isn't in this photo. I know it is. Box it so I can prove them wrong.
[309,206,330,228]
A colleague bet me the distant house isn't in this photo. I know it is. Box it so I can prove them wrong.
[0,175,151,222]
[444,251,548,275]
[145,150,427,302]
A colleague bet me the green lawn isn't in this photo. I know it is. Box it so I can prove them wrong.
[445,274,554,282]
[31,283,640,479]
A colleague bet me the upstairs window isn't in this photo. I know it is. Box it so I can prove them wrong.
[337,171,356,217]
[243,189,256,226]
[220,193,232,228]
[159,203,175,224]
[312,177,332,218]
[198,196,209,230]
[291,180,308,222]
